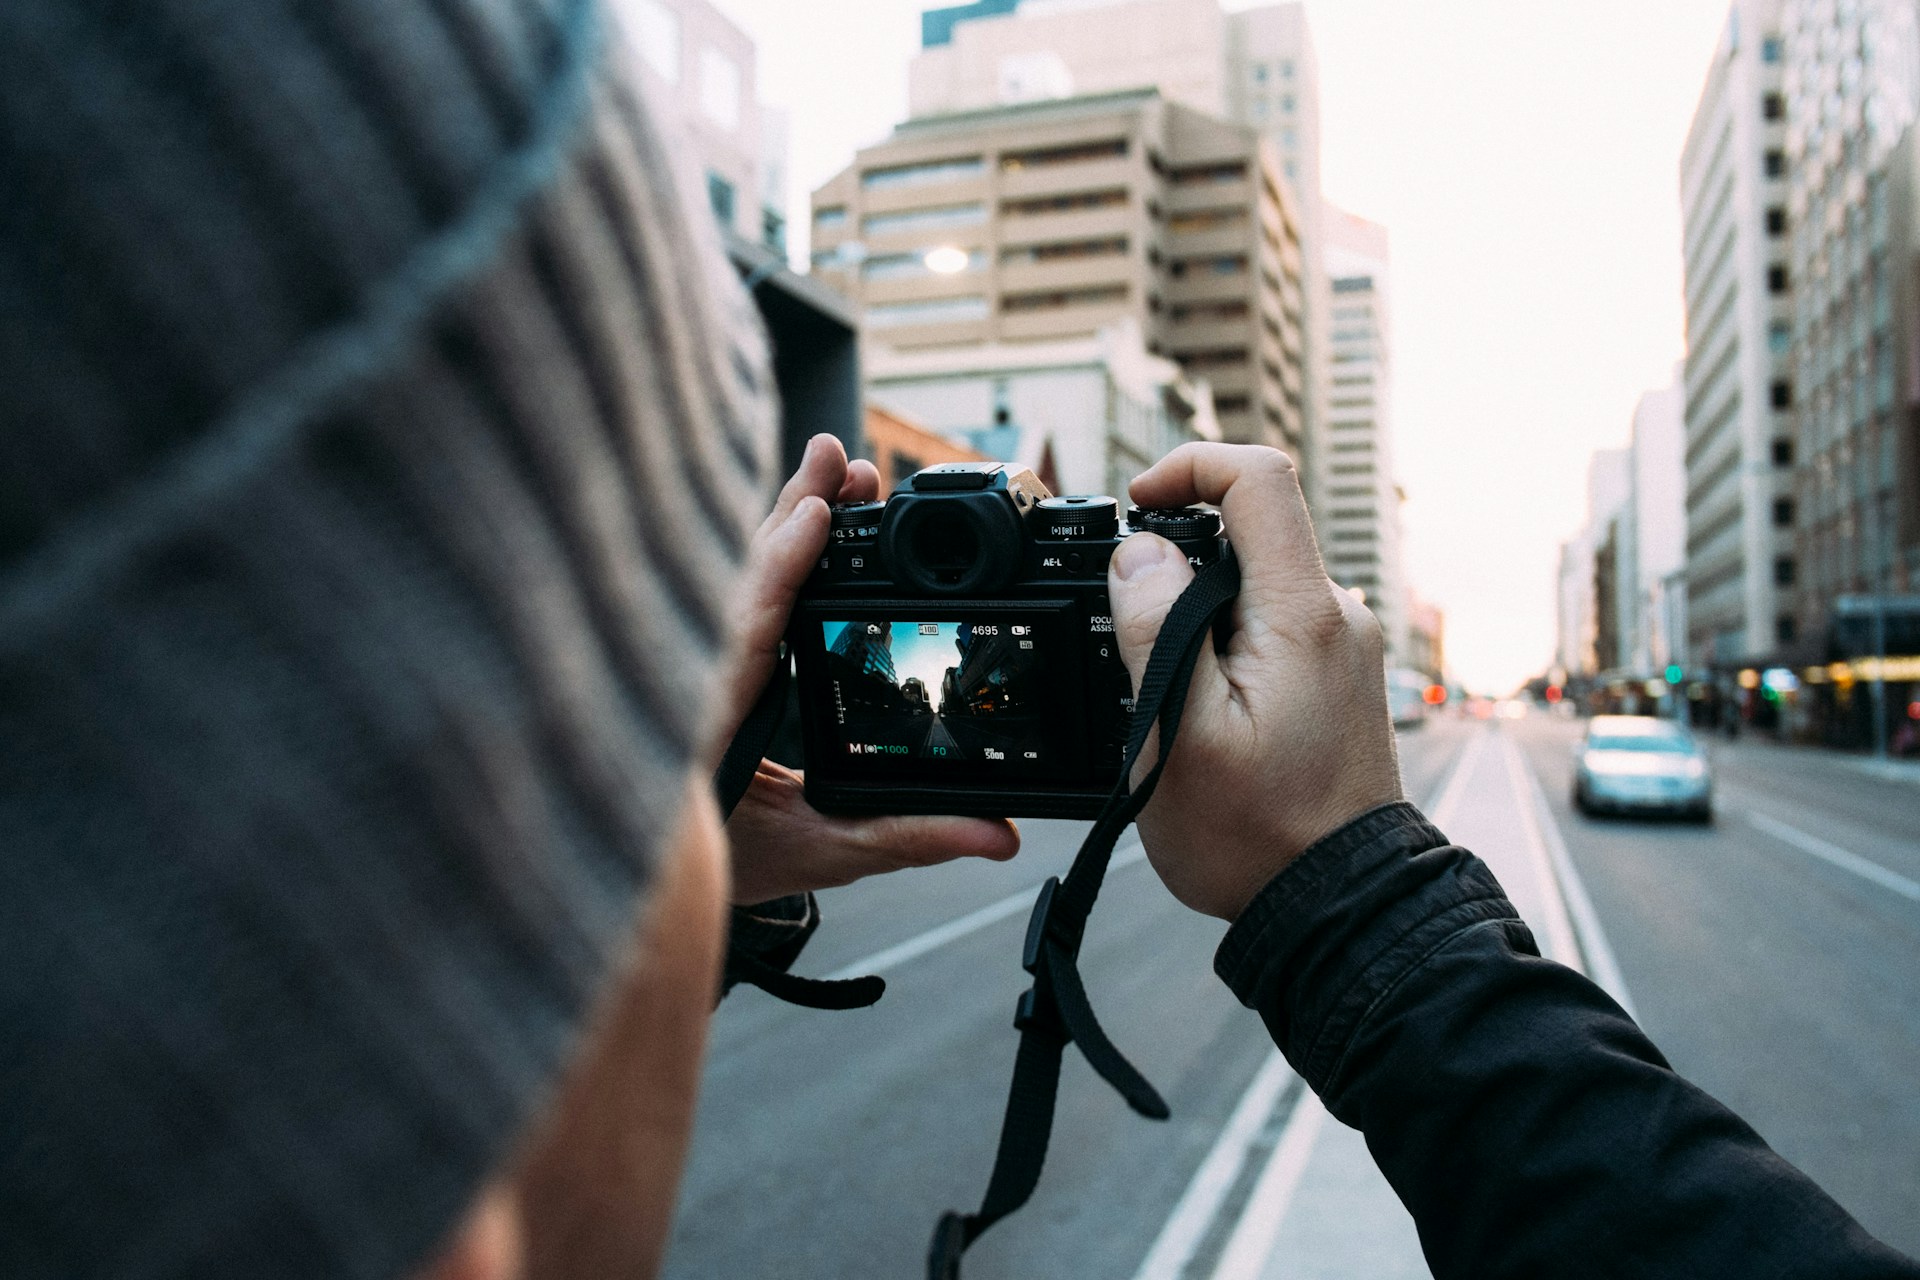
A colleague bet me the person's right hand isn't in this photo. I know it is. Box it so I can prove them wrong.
[1106,444,1404,921]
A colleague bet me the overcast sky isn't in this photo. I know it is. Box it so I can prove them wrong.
[709,0,1732,692]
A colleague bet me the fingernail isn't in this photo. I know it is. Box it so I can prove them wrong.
[1112,533,1179,582]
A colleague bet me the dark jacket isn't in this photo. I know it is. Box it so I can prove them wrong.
[1218,801,1919,1278]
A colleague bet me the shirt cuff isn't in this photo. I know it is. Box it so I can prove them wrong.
[1214,801,1531,1095]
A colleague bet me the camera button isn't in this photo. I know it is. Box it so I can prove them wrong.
[1066,551,1085,573]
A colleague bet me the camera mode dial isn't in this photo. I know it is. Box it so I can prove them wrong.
[1127,506,1222,541]
[1034,495,1119,541]
[829,501,885,542]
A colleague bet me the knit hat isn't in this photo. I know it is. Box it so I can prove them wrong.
[0,1,773,1277]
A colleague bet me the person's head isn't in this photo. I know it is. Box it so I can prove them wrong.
[1,2,767,1276]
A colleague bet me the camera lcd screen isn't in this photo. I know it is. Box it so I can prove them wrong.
[818,619,1051,768]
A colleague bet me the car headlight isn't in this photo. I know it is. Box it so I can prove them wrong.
[1681,757,1706,780]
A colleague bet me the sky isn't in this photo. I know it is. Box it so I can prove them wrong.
[711,0,1734,693]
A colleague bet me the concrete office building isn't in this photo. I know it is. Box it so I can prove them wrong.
[1621,378,1690,674]
[1679,0,1795,671]
[866,319,1220,499]
[908,0,1330,495]
[810,88,1308,468]
[1781,0,1920,645]
[618,0,788,252]
[1556,450,1633,678]
[1320,206,1409,661]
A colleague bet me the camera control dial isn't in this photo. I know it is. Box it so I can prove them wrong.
[1035,495,1119,541]
[1126,506,1222,541]
[829,501,885,542]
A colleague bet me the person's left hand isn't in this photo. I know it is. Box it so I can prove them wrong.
[719,435,1019,904]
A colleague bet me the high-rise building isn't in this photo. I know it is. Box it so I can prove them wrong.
[1321,206,1409,660]
[1623,377,1690,674]
[1556,450,1633,678]
[1679,0,1795,673]
[906,0,1329,498]
[809,89,1308,470]
[1781,0,1920,645]
[866,319,1220,498]
[617,0,788,252]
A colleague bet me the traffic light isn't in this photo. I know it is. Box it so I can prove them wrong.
[1665,664,1684,685]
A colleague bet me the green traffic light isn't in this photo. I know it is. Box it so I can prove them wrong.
[1664,665,1684,684]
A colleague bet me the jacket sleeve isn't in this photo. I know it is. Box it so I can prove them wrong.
[1215,801,1919,1280]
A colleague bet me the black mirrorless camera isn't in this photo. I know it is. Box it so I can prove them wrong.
[790,461,1226,819]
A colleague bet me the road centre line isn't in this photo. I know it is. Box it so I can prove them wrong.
[821,841,1147,982]
[1738,806,1920,904]
[1499,733,1593,975]
[1507,734,1638,1020]
[1132,731,1486,1280]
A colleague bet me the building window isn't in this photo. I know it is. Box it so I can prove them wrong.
[706,171,736,227]
[1773,555,1796,587]
[1280,94,1295,112]
[1766,206,1788,236]
[865,296,991,328]
[1773,497,1796,527]
[1767,264,1789,293]
[1000,187,1129,216]
[1763,92,1785,120]
[1169,254,1249,278]
[1001,139,1128,171]
[1281,59,1295,78]
[1000,284,1129,313]
[633,0,681,82]
[1173,347,1249,369]
[1772,437,1795,467]
[1777,614,1797,644]
[862,249,986,281]
[1170,162,1247,186]
[1768,320,1792,353]
[699,47,741,130]
[1213,394,1251,414]
[862,203,988,235]
[863,156,986,189]
[890,451,924,481]
[762,206,786,254]
[1252,62,1269,83]
[1167,207,1247,232]
[1169,299,1249,322]
[814,205,847,229]
[1001,236,1128,265]
[1762,36,1784,63]
[1331,276,1374,294]
[1770,379,1793,409]
[1764,149,1786,177]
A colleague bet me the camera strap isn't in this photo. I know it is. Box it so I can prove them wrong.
[927,546,1242,1279]
[713,649,888,1011]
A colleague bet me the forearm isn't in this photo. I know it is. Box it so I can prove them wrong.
[1218,803,1917,1278]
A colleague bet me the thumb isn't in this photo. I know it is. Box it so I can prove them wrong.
[1107,532,1196,690]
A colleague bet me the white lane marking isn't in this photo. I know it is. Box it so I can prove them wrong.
[1206,1093,1328,1280]
[1741,809,1920,904]
[1130,732,1483,1280]
[1129,1054,1295,1280]
[1508,735,1639,1020]
[1499,733,1587,972]
[820,841,1147,982]
[1425,725,1488,830]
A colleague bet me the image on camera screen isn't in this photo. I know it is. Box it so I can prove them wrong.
[821,620,1045,765]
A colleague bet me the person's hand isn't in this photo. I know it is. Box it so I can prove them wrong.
[1105,444,1403,920]
[719,434,1019,904]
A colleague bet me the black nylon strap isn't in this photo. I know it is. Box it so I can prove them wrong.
[927,548,1242,1278]
[714,647,886,1010]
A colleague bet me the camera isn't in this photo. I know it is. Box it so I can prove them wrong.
[790,461,1227,819]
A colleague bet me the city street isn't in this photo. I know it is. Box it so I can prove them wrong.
[665,714,1920,1278]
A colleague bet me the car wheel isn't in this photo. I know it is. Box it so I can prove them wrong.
[1572,784,1589,815]
[1693,804,1714,826]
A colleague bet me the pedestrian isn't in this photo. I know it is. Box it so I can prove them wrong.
[4,2,1916,1278]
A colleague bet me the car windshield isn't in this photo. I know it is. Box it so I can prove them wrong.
[1588,732,1694,754]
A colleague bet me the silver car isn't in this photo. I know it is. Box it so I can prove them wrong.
[1572,715,1713,822]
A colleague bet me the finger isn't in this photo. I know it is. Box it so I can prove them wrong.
[737,495,829,664]
[844,814,1021,868]
[761,433,850,533]
[1128,443,1326,598]
[1107,533,1195,688]
[839,457,882,504]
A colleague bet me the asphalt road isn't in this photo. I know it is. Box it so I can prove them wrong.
[663,724,1467,1279]
[664,714,1920,1275]
[1516,713,1920,1258]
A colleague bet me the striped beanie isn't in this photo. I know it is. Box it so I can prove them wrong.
[0,1,773,1278]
